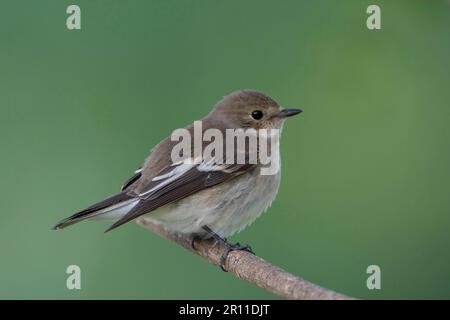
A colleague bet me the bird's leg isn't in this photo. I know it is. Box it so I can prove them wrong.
[202,225,255,272]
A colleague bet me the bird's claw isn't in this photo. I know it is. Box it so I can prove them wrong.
[191,235,201,251]
[219,242,255,272]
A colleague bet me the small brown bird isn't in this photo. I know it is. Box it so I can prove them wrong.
[54,90,301,268]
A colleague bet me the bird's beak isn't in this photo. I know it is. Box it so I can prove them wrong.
[278,108,303,118]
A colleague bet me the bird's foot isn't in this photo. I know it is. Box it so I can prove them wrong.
[219,242,255,272]
[201,225,255,272]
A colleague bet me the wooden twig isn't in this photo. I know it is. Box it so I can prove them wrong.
[136,218,354,300]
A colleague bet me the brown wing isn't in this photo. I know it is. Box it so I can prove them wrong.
[105,162,255,232]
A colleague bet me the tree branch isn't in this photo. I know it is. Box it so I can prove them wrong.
[136,219,354,300]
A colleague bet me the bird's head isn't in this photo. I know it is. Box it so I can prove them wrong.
[209,90,302,130]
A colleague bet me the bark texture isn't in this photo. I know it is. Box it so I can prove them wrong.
[137,219,354,300]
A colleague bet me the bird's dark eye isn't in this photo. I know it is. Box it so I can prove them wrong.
[251,110,263,120]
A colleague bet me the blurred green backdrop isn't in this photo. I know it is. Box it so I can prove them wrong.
[1,0,449,299]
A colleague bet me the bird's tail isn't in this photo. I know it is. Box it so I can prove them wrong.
[53,192,138,230]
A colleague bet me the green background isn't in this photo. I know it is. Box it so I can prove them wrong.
[1,0,449,299]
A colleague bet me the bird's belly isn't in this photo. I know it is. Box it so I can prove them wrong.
[137,169,281,238]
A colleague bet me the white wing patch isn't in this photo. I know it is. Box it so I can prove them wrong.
[138,158,236,198]
[139,162,194,197]
[197,161,227,172]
